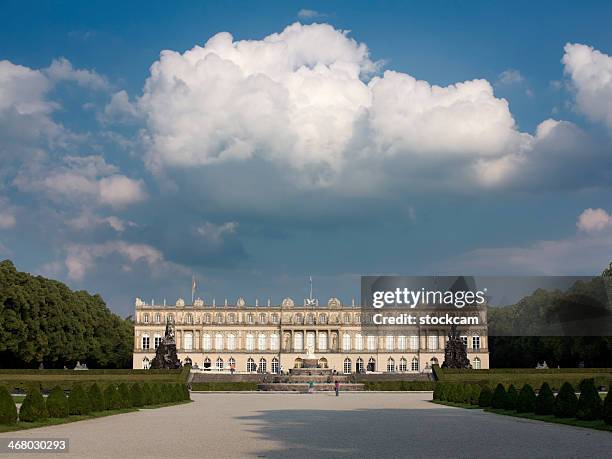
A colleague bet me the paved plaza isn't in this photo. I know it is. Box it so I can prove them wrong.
[1,392,611,458]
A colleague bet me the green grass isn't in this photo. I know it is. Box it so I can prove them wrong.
[431,400,480,409]
[11,395,25,403]
[483,408,612,433]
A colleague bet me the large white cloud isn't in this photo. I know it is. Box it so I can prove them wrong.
[563,43,612,131]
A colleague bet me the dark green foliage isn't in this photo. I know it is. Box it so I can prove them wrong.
[182,384,190,401]
[604,391,612,425]
[504,384,518,411]
[478,387,493,407]
[68,384,91,415]
[103,385,120,410]
[46,385,68,418]
[554,382,578,418]
[491,383,506,409]
[535,382,555,415]
[0,259,133,369]
[130,383,144,407]
[0,385,17,424]
[88,383,104,412]
[516,384,536,413]
[468,384,481,405]
[150,384,162,404]
[19,386,48,422]
[578,378,595,393]
[576,379,602,420]
[362,381,434,391]
[173,384,183,402]
[118,383,132,408]
[141,383,153,405]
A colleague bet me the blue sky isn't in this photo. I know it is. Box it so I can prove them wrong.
[1,1,612,317]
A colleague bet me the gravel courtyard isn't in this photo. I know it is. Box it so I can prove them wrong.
[1,392,611,458]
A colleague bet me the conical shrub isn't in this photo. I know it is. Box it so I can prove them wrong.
[88,383,104,412]
[478,387,493,407]
[46,386,69,418]
[535,382,555,415]
[516,384,536,413]
[19,386,48,422]
[504,384,518,411]
[68,384,91,415]
[554,382,578,418]
[118,383,132,408]
[576,379,602,421]
[150,384,162,405]
[142,383,153,406]
[491,384,506,409]
[130,384,144,407]
[0,385,17,424]
[603,390,612,425]
[103,385,120,410]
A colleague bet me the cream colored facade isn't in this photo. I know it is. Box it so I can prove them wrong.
[133,296,489,373]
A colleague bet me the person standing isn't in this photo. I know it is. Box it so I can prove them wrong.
[334,380,340,396]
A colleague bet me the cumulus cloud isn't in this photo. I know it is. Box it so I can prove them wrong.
[45,57,109,91]
[563,43,612,131]
[577,208,612,233]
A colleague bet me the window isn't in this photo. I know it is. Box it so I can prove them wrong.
[258,333,267,351]
[272,358,279,374]
[355,334,363,351]
[247,314,254,324]
[227,334,236,351]
[142,357,150,369]
[185,314,193,324]
[356,358,364,373]
[246,333,255,351]
[295,314,303,324]
[258,358,267,373]
[399,358,407,372]
[271,314,279,324]
[342,334,351,351]
[294,332,303,350]
[154,334,161,349]
[319,314,327,324]
[344,313,351,324]
[215,357,224,371]
[428,335,438,350]
[472,335,481,350]
[367,335,376,351]
[203,358,211,369]
[270,333,279,351]
[247,358,256,372]
[306,332,316,351]
[215,333,223,350]
[184,332,193,350]
[184,357,192,366]
[355,314,361,324]
[460,336,468,348]
[167,313,174,323]
[228,357,235,370]
[142,334,150,350]
[386,335,394,351]
[227,313,235,324]
[387,358,395,372]
[411,357,419,372]
[473,357,481,369]
[216,313,223,324]
[367,357,376,372]
[155,313,161,324]
[143,313,149,324]
[259,313,266,324]
[307,314,314,325]
[397,336,406,351]
[410,335,419,350]
[318,332,327,351]
[343,358,352,374]
[204,314,211,324]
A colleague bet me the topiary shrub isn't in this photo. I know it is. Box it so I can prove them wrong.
[468,384,481,405]
[535,382,555,415]
[150,384,162,405]
[130,384,144,407]
[141,383,153,406]
[433,383,442,400]
[68,384,91,415]
[103,385,120,410]
[437,383,448,401]
[578,378,595,393]
[478,387,493,407]
[0,385,17,424]
[504,384,518,411]
[46,386,69,418]
[173,384,183,402]
[576,379,602,421]
[554,382,578,418]
[88,383,104,412]
[19,386,48,422]
[516,384,536,413]
[182,384,190,401]
[118,383,132,408]
[604,390,612,425]
[491,383,506,409]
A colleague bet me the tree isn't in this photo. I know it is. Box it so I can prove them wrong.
[19,386,48,422]
[576,379,602,420]
[554,382,578,418]
[68,384,91,415]
[491,384,506,409]
[535,382,555,415]
[516,384,536,413]
[46,386,69,418]
[0,385,17,424]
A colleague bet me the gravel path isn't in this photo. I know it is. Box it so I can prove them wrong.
[1,392,610,458]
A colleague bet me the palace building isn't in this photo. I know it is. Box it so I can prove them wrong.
[133,296,489,372]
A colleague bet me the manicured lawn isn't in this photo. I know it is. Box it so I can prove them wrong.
[483,408,612,433]
[431,400,480,409]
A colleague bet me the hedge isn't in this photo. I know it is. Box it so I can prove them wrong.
[363,381,435,391]
[103,385,121,410]
[0,385,17,424]
[478,387,493,407]
[535,382,555,415]
[576,379,602,421]
[191,382,259,391]
[491,384,506,409]
[130,383,145,407]
[554,382,578,418]
[516,384,536,413]
[88,383,104,412]
[19,386,48,422]
[46,385,69,418]
[68,384,91,415]
[118,383,132,408]
[604,391,612,425]
[504,384,518,411]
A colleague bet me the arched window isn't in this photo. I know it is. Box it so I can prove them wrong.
[143,313,149,324]
[246,333,255,351]
[367,357,376,372]
[272,357,279,374]
[319,314,327,324]
[203,357,211,369]
[227,334,236,351]
[258,333,267,351]
[318,332,327,351]
[247,358,256,373]
[355,334,363,351]
[318,357,328,368]
[259,313,267,324]
[430,357,439,366]
[386,335,394,351]
[367,335,376,351]
[154,333,162,349]
[184,332,193,350]
[411,357,419,372]
[387,358,395,372]
[270,333,279,351]
[155,313,161,324]
[202,333,211,351]
[184,357,192,366]
[356,358,364,373]
[142,333,150,350]
[398,336,406,351]
[142,357,150,369]
[294,332,303,350]
[342,333,351,351]
[343,358,352,374]
[294,358,303,369]
[473,357,481,369]
[228,357,236,370]
[258,358,267,374]
[399,358,407,372]
[215,333,223,350]
[216,357,224,371]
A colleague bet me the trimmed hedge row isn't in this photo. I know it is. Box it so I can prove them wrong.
[0,382,191,425]
[191,382,259,391]
[433,379,612,424]
[362,381,435,391]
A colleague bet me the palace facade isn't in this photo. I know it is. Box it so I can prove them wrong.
[133,296,489,373]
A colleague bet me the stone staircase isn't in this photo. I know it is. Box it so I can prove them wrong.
[257,366,364,392]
